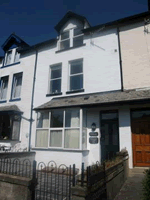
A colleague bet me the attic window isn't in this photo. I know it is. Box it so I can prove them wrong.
[4,48,20,66]
[59,28,83,51]
[5,50,12,65]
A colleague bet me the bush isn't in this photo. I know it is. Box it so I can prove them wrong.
[142,168,150,200]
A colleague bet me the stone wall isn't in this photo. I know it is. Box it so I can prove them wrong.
[0,173,33,200]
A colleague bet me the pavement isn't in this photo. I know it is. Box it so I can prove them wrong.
[114,167,149,200]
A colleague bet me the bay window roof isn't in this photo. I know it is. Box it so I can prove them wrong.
[34,89,150,110]
[0,105,22,113]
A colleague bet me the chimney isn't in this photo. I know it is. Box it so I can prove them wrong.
[148,0,150,11]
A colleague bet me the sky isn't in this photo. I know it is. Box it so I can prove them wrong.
[0,0,148,56]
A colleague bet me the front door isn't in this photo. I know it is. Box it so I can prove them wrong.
[100,111,119,162]
[131,110,150,167]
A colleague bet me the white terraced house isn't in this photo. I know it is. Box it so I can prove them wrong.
[1,10,150,170]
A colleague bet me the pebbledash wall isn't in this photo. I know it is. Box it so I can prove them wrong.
[30,19,124,169]
[0,51,36,150]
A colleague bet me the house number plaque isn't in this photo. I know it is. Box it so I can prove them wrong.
[89,132,98,136]
[89,137,98,144]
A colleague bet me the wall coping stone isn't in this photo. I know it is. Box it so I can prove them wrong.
[0,173,32,187]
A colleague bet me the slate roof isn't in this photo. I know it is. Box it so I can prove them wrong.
[34,89,150,110]
[0,105,22,113]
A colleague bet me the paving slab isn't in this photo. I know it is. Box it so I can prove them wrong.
[114,168,148,200]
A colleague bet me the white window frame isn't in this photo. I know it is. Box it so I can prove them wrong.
[49,64,62,94]
[35,108,83,150]
[59,27,84,50]
[11,72,23,99]
[4,48,20,66]
[0,76,9,100]
[69,59,84,91]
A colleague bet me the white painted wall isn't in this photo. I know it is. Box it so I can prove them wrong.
[119,107,133,168]
[0,51,36,150]
[31,22,122,168]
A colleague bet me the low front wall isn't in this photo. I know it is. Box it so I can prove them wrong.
[34,149,86,170]
[0,173,33,200]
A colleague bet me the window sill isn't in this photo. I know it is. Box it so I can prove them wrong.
[55,44,86,53]
[0,140,21,142]
[0,100,7,103]
[46,92,62,97]
[66,89,84,94]
[9,98,21,102]
[32,147,89,152]
[1,62,20,68]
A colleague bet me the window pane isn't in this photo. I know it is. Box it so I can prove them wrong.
[12,119,20,140]
[6,51,12,65]
[73,36,83,47]
[50,79,61,93]
[132,110,150,119]
[12,73,22,99]
[70,61,83,75]
[37,112,49,128]
[50,130,62,147]
[14,52,20,63]
[60,40,70,50]
[82,128,87,150]
[50,110,63,127]
[51,68,61,79]
[101,112,118,120]
[0,77,8,100]
[70,74,83,90]
[61,31,69,40]
[64,129,80,149]
[36,130,48,147]
[65,110,80,127]
[74,28,82,36]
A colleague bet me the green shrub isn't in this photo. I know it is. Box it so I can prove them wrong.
[142,168,150,200]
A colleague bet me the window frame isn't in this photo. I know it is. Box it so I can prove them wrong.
[59,27,84,51]
[11,72,23,100]
[4,48,20,66]
[0,113,21,141]
[0,76,9,100]
[48,63,62,94]
[68,58,84,91]
[35,108,83,150]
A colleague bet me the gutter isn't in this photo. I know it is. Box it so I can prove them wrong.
[28,49,38,151]
[117,27,124,91]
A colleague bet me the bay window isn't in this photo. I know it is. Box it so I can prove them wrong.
[35,108,87,150]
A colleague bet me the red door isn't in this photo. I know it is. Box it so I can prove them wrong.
[132,117,150,167]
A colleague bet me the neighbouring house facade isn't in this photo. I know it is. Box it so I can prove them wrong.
[0,34,36,151]
[1,10,150,169]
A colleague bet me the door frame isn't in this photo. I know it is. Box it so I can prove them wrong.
[130,108,150,167]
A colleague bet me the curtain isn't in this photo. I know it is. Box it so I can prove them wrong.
[12,120,20,140]
[65,110,80,127]
[64,129,80,149]
[50,130,62,147]
[37,112,49,128]
[36,130,48,147]
[14,75,22,98]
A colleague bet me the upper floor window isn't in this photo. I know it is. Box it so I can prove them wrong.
[69,59,83,91]
[5,50,12,65]
[49,64,62,94]
[59,28,83,50]
[4,48,20,66]
[11,72,23,99]
[0,76,9,100]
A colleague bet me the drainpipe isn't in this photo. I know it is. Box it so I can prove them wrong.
[117,27,124,91]
[28,49,38,151]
